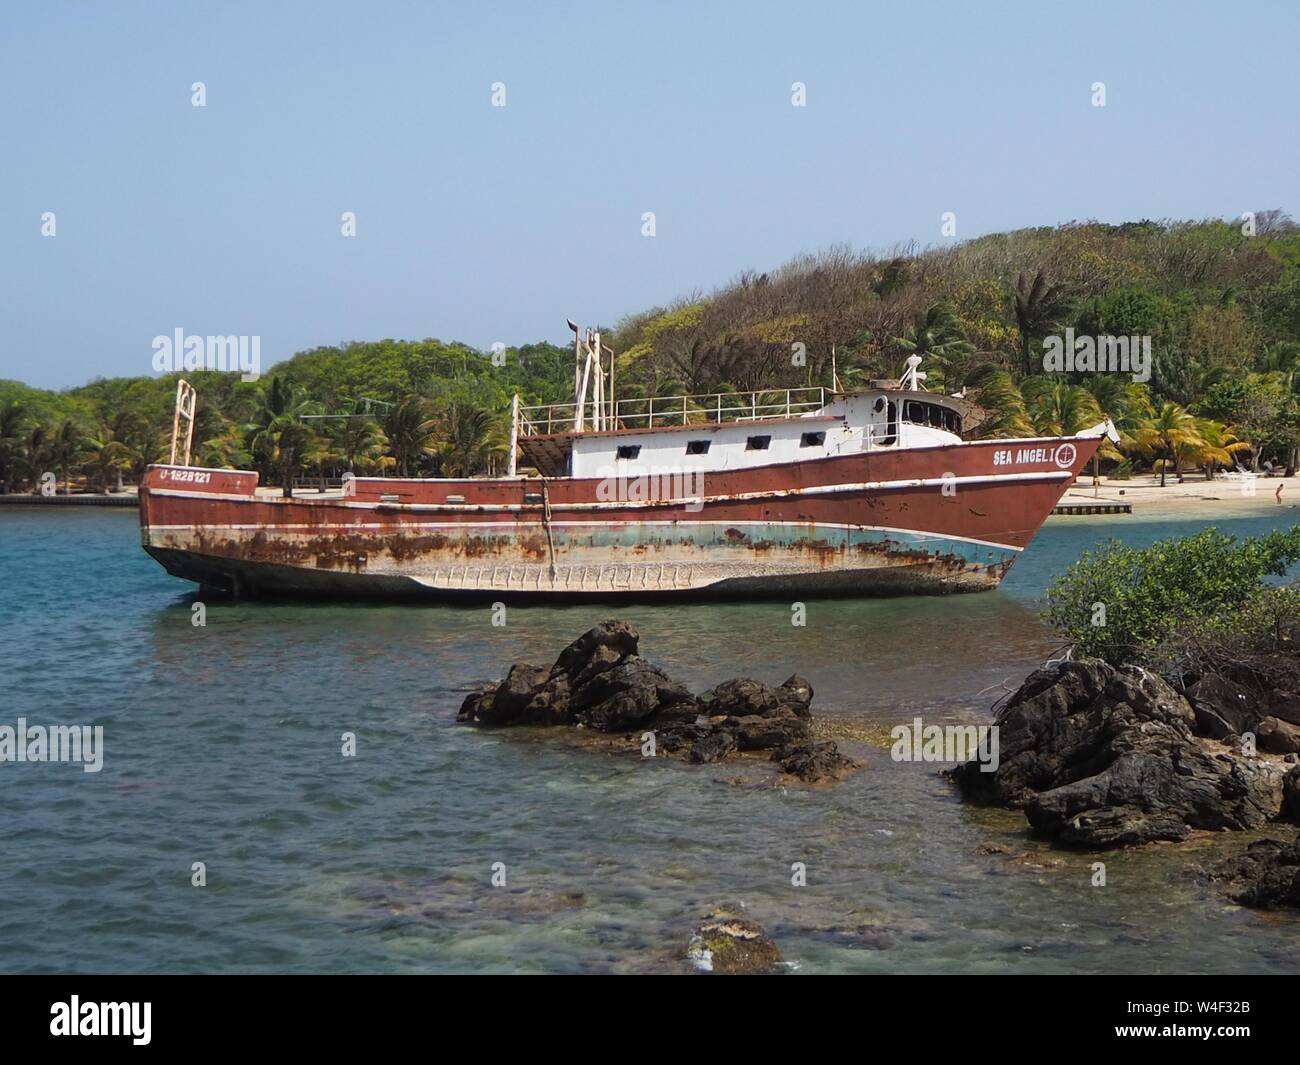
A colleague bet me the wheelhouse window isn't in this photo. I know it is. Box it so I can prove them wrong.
[746,435,772,451]
[902,400,961,435]
[616,444,641,460]
[800,431,826,447]
[686,440,711,455]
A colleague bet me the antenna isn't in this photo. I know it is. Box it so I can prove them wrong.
[902,354,928,392]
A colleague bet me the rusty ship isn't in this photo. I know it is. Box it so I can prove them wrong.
[139,328,1116,600]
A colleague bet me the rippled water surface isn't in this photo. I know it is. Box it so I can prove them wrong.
[4,505,1300,973]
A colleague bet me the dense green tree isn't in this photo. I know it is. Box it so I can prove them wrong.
[0,400,30,493]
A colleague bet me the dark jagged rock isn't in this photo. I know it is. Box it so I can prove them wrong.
[479,662,549,726]
[1208,834,1300,909]
[552,618,639,679]
[700,675,813,719]
[687,907,784,974]
[570,656,697,730]
[1050,807,1192,848]
[1259,716,1300,754]
[772,740,861,782]
[1269,691,1300,727]
[522,672,572,726]
[689,730,737,764]
[1185,673,1260,738]
[457,683,497,723]
[1285,766,1300,822]
[950,658,1288,849]
[657,722,716,753]
[723,708,810,750]
[455,620,857,784]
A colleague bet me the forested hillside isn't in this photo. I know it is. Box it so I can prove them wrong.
[3,212,1299,493]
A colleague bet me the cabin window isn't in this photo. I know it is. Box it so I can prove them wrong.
[617,444,641,460]
[446,493,466,504]
[523,492,543,504]
[746,435,772,451]
[800,431,826,448]
[686,440,711,455]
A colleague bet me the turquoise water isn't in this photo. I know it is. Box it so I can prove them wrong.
[3,504,1300,974]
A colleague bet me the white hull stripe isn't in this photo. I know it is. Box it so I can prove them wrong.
[147,470,1071,512]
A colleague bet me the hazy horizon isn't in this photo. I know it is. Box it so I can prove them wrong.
[3,0,1298,390]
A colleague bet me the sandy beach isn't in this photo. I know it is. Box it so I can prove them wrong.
[1055,473,1300,521]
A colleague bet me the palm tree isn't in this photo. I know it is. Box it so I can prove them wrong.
[1132,402,1205,486]
[1012,270,1070,378]
[245,377,323,496]
[436,401,505,477]
[965,365,1035,438]
[85,421,135,492]
[1186,418,1251,479]
[893,302,976,390]
[46,419,86,495]
[1080,376,1153,483]
[22,424,50,494]
[329,412,390,474]
[381,396,439,477]
[197,424,252,470]
[1021,376,1102,436]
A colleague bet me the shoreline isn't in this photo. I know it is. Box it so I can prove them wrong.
[1050,474,1300,522]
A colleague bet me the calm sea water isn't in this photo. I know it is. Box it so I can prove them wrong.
[3,503,1300,974]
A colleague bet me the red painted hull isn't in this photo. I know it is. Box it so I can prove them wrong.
[139,434,1101,599]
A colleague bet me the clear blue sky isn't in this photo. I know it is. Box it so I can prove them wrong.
[2,0,1297,389]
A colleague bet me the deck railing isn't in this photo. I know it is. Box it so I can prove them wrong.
[518,387,829,436]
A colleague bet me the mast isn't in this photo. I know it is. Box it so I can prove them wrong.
[508,393,519,477]
[169,378,197,466]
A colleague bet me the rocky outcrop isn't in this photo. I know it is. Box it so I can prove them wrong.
[1259,716,1300,754]
[458,620,858,783]
[950,658,1291,848]
[1208,834,1300,909]
[1286,765,1300,822]
[686,906,784,974]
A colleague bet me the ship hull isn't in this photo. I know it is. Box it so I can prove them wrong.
[139,434,1101,600]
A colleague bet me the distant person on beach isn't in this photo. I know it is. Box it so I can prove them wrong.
[1277,483,1285,504]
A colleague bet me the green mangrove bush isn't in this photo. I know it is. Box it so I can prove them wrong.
[1043,526,1300,665]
